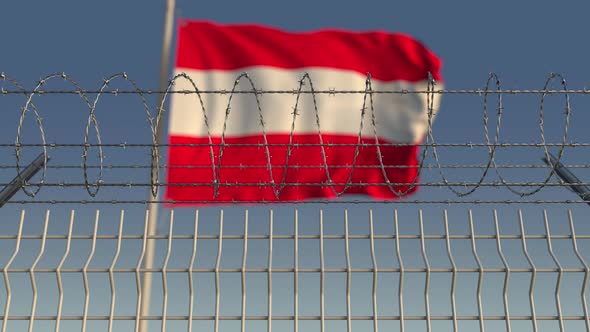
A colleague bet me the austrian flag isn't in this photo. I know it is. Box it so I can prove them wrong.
[165,20,443,203]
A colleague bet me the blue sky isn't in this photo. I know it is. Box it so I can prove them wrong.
[1,1,590,331]
[4,1,590,84]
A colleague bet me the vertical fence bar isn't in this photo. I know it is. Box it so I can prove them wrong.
[82,211,100,332]
[419,210,431,332]
[108,211,125,332]
[519,210,538,332]
[241,210,248,332]
[344,209,352,332]
[443,210,458,332]
[268,210,273,332]
[494,210,511,332]
[293,209,299,332]
[28,210,50,332]
[188,210,198,332]
[369,210,379,332]
[569,210,590,331]
[469,210,485,332]
[214,210,223,332]
[161,211,174,332]
[319,209,325,332]
[1,210,25,332]
[543,210,564,332]
[394,209,405,332]
[55,210,74,332]
[135,211,150,332]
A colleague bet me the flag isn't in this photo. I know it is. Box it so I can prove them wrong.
[165,20,443,203]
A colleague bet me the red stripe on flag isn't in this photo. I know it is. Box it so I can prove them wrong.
[176,21,442,82]
[165,134,419,204]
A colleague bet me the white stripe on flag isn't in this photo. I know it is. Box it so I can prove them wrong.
[169,67,441,144]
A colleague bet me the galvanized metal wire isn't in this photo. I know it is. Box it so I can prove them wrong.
[1,72,588,204]
[0,208,588,332]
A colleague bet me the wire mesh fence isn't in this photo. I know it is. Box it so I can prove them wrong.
[1,72,590,331]
[2,207,590,332]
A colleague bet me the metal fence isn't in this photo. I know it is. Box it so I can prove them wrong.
[0,72,589,331]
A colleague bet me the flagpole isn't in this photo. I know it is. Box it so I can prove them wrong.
[141,0,176,330]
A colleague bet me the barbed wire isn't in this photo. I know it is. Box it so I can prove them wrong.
[3,200,590,205]
[1,71,587,203]
[3,89,590,95]
[2,163,590,169]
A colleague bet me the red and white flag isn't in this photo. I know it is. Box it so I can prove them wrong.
[165,20,443,203]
